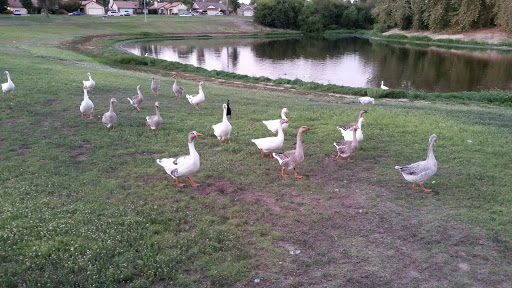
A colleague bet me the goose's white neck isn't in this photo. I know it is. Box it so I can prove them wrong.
[83,89,89,100]
[6,73,12,82]
[357,118,364,127]
[222,107,228,122]
[188,141,197,155]
[281,110,287,119]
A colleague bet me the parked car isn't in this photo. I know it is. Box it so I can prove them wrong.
[120,12,131,16]
[107,11,120,16]
[214,12,224,15]
[190,11,200,16]
[12,9,22,16]
[70,11,85,16]
[179,12,192,16]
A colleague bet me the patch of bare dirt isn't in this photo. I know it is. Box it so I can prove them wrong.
[385,27,511,44]
[1,118,23,126]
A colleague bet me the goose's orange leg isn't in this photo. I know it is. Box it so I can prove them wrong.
[420,184,432,192]
[293,168,302,179]
[187,176,200,187]
[175,178,185,187]
[89,113,93,119]
[347,156,354,162]
[228,138,233,145]
[259,149,265,158]
[269,152,274,159]
[194,105,199,110]
[336,154,342,162]
[281,168,288,177]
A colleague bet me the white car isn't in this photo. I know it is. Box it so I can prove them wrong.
[12,9,22,16]
[107,11,120,16]
[214,12,224,15]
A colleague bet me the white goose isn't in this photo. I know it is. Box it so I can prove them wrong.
[2,71,15,97]
[359,96,375,105]
[186,81,205,110]
[251,119,288,159]
[212,103,233,144]
[146,102,163,133]
[102,98,117,131]
[337,110,367,142]
[79,86,94,119]
[83,72,95,91]
[381,81,389,90]
[262,108,288,135]
[156,131,202,187]
[395,134,438,192]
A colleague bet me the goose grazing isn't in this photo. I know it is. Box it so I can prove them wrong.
[146,102,163,133]
[151,76,160,97]
[156,131,202,187]
[172,74,184,100]
[262,108,289,135]
[127,85,144,111]
[226,99,231,117]
[212,103,233,144]
[359,96,375,105]
[79,86,94,119]
[102,98,118,131]
[83,72,95,91]
[186,81,205,110]
[334,126,360,162]
[2,71,15,98]
[251,119,288,159]
[337,110,367,142]
[395,134,438,192]
[273,126,311,178]
[381,81,389,90]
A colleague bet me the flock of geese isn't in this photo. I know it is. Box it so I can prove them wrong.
[2,71,437,190]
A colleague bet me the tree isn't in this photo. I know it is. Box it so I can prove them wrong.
[231,0,240,13]
[0,0,8,14]
[38,0,59,16]
[21,0,34,13]
[495,0,512,34]
[450,0,481,32]
[254,0,303,30]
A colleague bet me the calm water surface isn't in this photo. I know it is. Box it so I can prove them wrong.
[121,36,512,93]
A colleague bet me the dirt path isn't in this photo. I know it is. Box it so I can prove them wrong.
[385,27,511,44]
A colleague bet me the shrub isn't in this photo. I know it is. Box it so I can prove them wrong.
[373,23,388,33]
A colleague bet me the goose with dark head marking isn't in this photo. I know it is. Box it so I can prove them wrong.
[337,110,367,142]
[226,99,231,117]
[212,103,232,144]
[146,102,163,133]
[127,85,144,111]
[102,98,117,131]
[156,131,202,187]
[273,126,311,178]
[395,134,438,192]
[251,119,288,159]
[334,126,360,162]
[172,74,184,100]
[2,71,15,98]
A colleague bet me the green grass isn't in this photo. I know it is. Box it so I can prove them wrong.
[1,16,512,287]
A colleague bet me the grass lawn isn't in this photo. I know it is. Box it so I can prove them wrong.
[1,15,511,287]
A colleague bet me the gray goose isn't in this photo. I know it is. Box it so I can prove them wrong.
[334,126,359,162]
[146,102,163,133]
[172,74,184,100]
[273,126,311,178]
[102,98,118,131]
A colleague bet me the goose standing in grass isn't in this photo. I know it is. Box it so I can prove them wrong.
[273,126,311,178]
[251,119,288,159]
[263,108,288,135]
[79,86,94,119]
[381,81,389,90]
[151,77,160,97]
[156,131,202,187]
[102,98,117,131]
[226,99,231,117]
[83,72,95,91]
[146,102,163,133]
[337,110,367,142]
[2,71,15,98]
[127,85,144,111]
[212,103,232,144]
[359,96,375,105]
[172,74,184,100]
[186,81,205,110]
[334,126,360,162]
[395,134,438,192]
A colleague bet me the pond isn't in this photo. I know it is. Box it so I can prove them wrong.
[120,36,512,93]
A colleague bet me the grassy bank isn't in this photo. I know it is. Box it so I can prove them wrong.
[1,15,512,287]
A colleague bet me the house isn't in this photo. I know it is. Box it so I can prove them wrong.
[81,0,105,15]
[237,4,254,16]
[7,0,38,14]
[149,2,187,15]
[192,0,229,15]
[108,0,140,14]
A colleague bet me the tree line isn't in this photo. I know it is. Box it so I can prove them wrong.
[254,0,512,34]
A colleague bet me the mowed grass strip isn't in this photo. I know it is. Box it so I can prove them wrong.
[1,16,511,287]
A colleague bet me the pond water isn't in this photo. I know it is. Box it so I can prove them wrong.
[121,36,512,93]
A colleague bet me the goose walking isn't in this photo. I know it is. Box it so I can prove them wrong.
[212,103,233,144]
[334,126,360,162]
[395,134,438,192]
[263,108,288,135]
[273,126,311,178]
[359,96,375,105]
[83,72,95,91]
[186,81,205,110]
[79,86,94,119]
[337,110,367,142]
[2,71,15,97]
[127,85,144,111]
[146,102,163,133]
[151,77,160,97]
[102,98,118,131]
[226,99,232,117]
[381,81,389,90]
[172,74,184,100]
[156,131,202,187]
[251,119,288,159]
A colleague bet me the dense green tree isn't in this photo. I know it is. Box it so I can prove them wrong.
[230,0,241,13]
[450,0,481,32]
[0,0,8,13]
[254,0,303,29]
[21,0,34,13]
[38,0,59,15]
[495,0,512,34]
[341,5,359,29]
[298,1,324,33]
[60,0,80,13]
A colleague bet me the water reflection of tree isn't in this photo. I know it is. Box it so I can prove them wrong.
[176,46,195,58]
[364,40,512,92]
[196,47,205,66]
